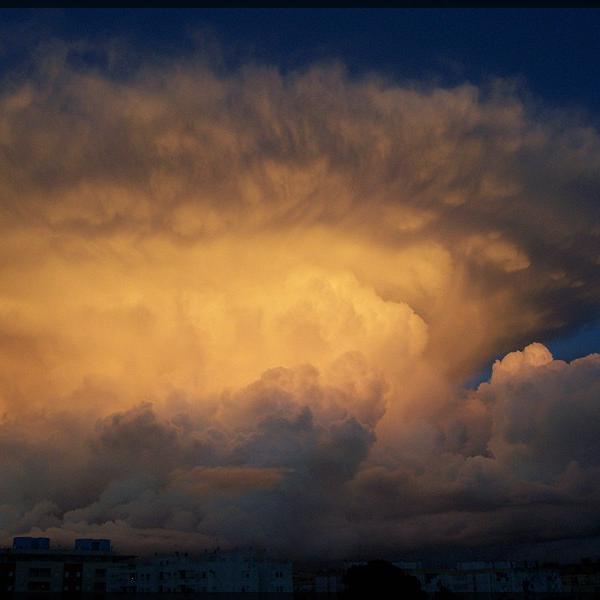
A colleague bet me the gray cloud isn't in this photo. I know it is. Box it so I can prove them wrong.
[1,347,599,559]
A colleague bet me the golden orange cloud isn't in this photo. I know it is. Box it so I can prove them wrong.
[0,51,598,557]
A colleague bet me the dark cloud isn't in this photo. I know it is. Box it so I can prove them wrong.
[0,347,599,559]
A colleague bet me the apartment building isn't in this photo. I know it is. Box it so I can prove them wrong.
[0,537,133,594]
[110,549,292,594]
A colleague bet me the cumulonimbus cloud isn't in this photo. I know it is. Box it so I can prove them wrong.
[0,43,598,558]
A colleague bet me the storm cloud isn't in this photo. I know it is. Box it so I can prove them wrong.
[0,43,598,559]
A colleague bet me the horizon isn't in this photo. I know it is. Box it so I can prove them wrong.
[4,534,600,569]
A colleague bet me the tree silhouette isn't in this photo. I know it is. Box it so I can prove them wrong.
[343,560,425,598]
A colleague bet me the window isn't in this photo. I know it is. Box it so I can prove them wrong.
[29,568,52,578]
[28,582,51,591]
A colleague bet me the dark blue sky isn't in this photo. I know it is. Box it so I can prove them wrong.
[2,8,599,361]
[3,9,600,117]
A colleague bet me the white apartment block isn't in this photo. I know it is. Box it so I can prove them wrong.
[108,549,293,594]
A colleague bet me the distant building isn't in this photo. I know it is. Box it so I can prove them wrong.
[314,568,345,594]
[392,560,423,571]
[74,538,112,553]
[123,549,292,594]
[12,537,50,551]
[297,558,567,596]
[413,561,563,595]
[0,536,133,594]
[560,558,600,594]
[7,535,599,596]
[1,537,292,595]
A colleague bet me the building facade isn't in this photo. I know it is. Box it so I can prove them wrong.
[0,537,133,594]
[400,560,564,595]
[115,549,292,594]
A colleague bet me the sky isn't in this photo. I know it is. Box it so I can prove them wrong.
[0,9,599,562]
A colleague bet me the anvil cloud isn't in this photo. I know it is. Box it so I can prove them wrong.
[0,47,599,558]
